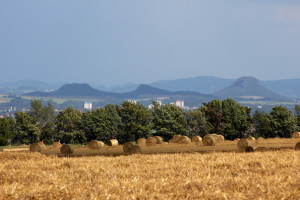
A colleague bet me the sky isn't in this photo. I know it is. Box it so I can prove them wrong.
[1,0,300,86]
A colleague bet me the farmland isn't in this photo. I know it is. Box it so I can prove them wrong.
[0,149,299,200]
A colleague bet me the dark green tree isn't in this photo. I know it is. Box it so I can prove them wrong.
[82,104,121,142]
[118,101,152,143]
[184,108,211,137]
[270,106,297,138]
[15,112,41,144]
[55,107,85,144]
[152,102,188,140]
[253,110,273,138]
[294,105,300,128]
[0,117,16,146]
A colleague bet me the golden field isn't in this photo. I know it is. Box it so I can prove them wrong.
[0,150,299,200]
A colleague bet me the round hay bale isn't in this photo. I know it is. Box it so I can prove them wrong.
[60,144,74,154]
[257,137,264,140]
[216,135,224,142]
[247,136,256,141]
[30,143,44,152]
[295,142,300,150]
[168,139,175,143]
[245,146,255,152]
[137,138,147,146]
[146,137,157,146]
[202,136,216,146]
[178,136,191,144]
[192,136,202,142]
[153,136,163,144]
[237,138,252,150]
[172,135,182,143]
[52,142,62,149]
[131,145,142,154]
[123,142,134,154]
[292,132,300,139]
[88,140,104,150]
[108,139,118,146]
[234,138,240,141]
[162,142,168,145]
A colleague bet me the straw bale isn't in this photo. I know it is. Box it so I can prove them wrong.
[172,135,182,143]
[295,142,300,150]
[292,132,300,139]
[60,144,74,154]
[30,143,44,152]
[108,139,118,146]
[168,139,175,143]
[88,140,104,150]
[234,138,240,141]
[178,136,191,144]
[216,135,224,142]
[191,136,202,142]
[162,142,168,145]
[137,138,147,146]
[52,142,62,149]
[245,146,255,152]
[131,145,142,154]
[237,138,252,150]
[153,136,163,144]
[146,137,157,146]
[247,136,256,141]
[123,142,134,154]
[202,136,216,146]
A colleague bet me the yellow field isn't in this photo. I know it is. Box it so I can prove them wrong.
[0,150,299,199]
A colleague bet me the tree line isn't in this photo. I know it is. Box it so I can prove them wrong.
[0,99,299,146]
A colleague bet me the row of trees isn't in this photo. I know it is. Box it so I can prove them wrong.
[0,99,299,146]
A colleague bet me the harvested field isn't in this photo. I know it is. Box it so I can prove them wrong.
[0,150,299,199]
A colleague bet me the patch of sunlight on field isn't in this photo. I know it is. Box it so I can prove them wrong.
[0,150,299,199]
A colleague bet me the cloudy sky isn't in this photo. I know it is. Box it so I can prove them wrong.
[1,0,300,86]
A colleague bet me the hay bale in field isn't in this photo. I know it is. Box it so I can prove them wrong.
[108,139,118,146]
[52,142,62,149]
[137,138,146,146]
[237,138,252,150]
[60,144,74,154]
[245,146,255,152]
[295,142,300,150]
[123,142,142,154]
[123,142,134,153]
[146,137,157,146]
[203,136,216,146]
[292,132,300,139]
[216,135,224,142]
[88,140,104,149]
[168,139,175,143]
[192,136,202,142]
[172,135,182,143]
[178,136,191,144]
[30,143,45,152]
[153,136,163,144]
[247,136,256,141]
[162,142,168,145]
[234,138,240,141]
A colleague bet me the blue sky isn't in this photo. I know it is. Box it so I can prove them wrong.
[1,0,300,86]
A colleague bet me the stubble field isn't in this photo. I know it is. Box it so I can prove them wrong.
[0,150,299,200]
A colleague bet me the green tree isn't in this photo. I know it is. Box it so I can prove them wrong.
[152,103,188,140]
[253,111,273,138]
[270,106,297,138]
[82,104,121,142]
[55,107,85,144]
[184,108,211,137]
[15,112,41,144]
[294,105,300,128]
[0,117,16,146]
[118,101,152,143]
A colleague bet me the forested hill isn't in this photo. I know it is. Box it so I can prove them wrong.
[213,77,290,101]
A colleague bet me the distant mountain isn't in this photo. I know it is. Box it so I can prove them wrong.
[214,77,290,101]
[149,76,234,94]
[25,83,215,105]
